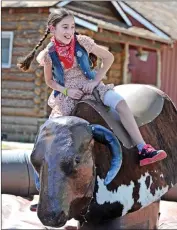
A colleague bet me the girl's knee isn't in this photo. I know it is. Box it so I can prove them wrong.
[103,90,124,109]
[115,99,126,112]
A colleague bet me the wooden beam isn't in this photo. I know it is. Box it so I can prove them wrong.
[2,89,34,99]
[2,123,37,134]
[2,64,37,73]
[111,1,132,26]
[1,132,36,142]
[2,107,44,117]
[156,50,161,88]
[2,72,34,82]
[64,5,118,21]
[123,43,130,84]
[2,116,39,126]
[1,99,34,108]
[93,30,162,50]
[2,81,34,91]
[56,0,72,7]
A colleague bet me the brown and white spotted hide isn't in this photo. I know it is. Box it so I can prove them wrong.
[80,97,177,224]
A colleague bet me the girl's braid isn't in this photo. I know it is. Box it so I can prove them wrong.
[34,27,50,51]
[17,27,50,71]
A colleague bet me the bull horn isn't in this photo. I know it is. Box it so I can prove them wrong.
[90,124,122,186]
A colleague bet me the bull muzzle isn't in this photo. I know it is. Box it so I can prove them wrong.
[38,210,67,228]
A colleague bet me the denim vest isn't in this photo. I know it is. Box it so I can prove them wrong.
[48,37,96,97]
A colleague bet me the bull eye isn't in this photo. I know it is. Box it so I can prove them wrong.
[75,156,81,164]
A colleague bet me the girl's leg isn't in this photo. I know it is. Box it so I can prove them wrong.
[115,100,145,146]
[103,90,167,166]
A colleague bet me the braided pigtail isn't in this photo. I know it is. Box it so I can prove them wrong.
[17,28,50,71]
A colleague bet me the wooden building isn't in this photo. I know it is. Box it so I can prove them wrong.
[122,1,177,108]
[2,1,175,142]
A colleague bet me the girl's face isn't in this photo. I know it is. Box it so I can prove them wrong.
[52,15,75,45]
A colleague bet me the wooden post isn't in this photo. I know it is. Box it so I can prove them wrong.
[156,50,161,88]
[123,43,129,84]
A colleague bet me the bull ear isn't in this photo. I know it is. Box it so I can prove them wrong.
[90,124,122,186]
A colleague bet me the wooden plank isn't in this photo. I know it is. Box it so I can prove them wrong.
[12,47,34,56]
[2,123,37,133]
[67,5,118,21]
[13,38,39,48]
[69,1,118,18]
[111,62,122,70]
[2,72,35,82]
[156,50,161,88]
[2,107,44,117]
[2,116,39,126]
[2,21,46,31]
[1,132,36,143]
[14,30,47,38]
[1,99,34,108]
[2,8,49,14]
[2,81,34,90]
[2,64,36,73]
[94,30,162,50]
[2,89,34,99]
[2,13,48,22]
[88,1,114,7]
[123,43,129,84]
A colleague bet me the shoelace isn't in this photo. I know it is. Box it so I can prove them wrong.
[143,144,155,153]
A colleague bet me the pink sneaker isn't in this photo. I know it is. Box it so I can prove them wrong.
[139,144,167,166]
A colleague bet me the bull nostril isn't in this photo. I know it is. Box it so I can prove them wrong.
[39,211,67,227]
[58,211,67,224]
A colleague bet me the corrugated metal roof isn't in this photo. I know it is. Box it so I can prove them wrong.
[66,1,125,25]
[51,8,172,44]
[2,1,59,8]
[2,1,173,44]
[124,1,177,40]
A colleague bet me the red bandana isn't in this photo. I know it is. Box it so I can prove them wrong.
[51,36,75,69]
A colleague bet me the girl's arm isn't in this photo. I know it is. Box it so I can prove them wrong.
[91,45,114,83]
[44,63,83,99]
[44,63,66,93]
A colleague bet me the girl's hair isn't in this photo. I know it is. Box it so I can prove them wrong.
[89,53,97,69]
[17,9,73,71]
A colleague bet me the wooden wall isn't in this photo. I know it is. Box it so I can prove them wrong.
[2,8,50,142]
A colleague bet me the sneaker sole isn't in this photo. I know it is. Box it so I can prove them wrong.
[140,151,167,167]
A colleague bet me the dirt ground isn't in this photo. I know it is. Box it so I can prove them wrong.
[2,194,177,229]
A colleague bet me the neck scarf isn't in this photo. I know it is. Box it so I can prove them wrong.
[51,36,75,69]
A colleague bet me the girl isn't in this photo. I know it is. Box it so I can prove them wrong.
[18,9,166,213]
[18,9,167,166]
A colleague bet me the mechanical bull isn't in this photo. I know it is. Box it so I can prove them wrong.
[30,84,177,228]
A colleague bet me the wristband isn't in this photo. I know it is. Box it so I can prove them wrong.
[63,88,68,96]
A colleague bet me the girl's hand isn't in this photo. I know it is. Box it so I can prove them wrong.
[82,80,99,94]
[67,88,84,100]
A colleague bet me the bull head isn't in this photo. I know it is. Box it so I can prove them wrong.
[30,116,122,227]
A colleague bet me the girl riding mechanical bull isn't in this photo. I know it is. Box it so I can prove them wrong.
[18,8,167,215]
